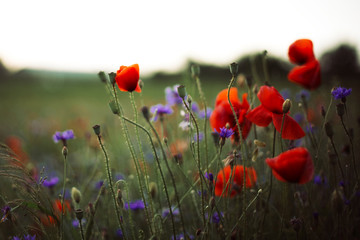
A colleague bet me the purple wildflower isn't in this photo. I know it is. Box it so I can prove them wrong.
[1,205,11,222]
[72,218,86,228]
[43,177,59,188]
[115,173,125,181]
[52,130,75,144]
[295,90,310,102]
[171,233,194,240]
[193,132,204,142]
[116,229,123,238]
[162,207,180,218]
[205,212,223,224]
[280,88,291,100]
[124,200,145,211]
[313,174,328,186]
[165,85,183,106]
[191,102,200,113]
[215,127,234,139]
[150,104,173,121]
[95,180,104,189]
[331,87,352,100]
[24,235,36,240]
[293,112,304,124]
[12,237,21,240]
[198,108,213,119]
[204,172,214,182]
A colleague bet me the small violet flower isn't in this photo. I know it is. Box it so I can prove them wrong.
[43,177,59,188]
[193,132,204,142]
[150,104,173,121]
[295,89,310,102]
[198,108,213,119]
[72,218,86,228]
[171,233,195,240]
[331,87,352,100]
[165,85,183,106]
[215,127,234,139]
[204,172,214,182]
[124,200,145,211]
[162,207,180,218]
[53,130,75,144]
[1,205,11,222]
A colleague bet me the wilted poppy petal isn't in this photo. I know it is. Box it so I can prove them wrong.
[288,60,321,90]
[215,88,240,107]
[246,105,273,127]
[115,64,141,92]
[265,147,314,184]
[272,113,305,140]
[257,86,284,114]
[288,39,315,65]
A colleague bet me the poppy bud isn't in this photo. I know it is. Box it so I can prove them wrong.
[116,189,124,208]
[331,189,344,213]
[229,62,239,76]
[138,79,144,90]
[226,123,230,129]
[321,106,326,118]
[98,71,107,83]
[71,187,82,204]
[325,122,333,138]
[92,125,101,136]
[336,103,345,117]
[141,106,150,122]
[191,64,200,78]
[252,147,259,162]
[254,139,266,148]
[187,95,192,105]
[75,209,84,221]
[109,100,120,115]
[245,75,253,88]
[177,85,187,99]
[282,99,292,114]
[108,72,116,86]
[149,182,157,199]
[62,146,68,158]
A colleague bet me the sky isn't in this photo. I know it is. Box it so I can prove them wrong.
[1,0,359,75]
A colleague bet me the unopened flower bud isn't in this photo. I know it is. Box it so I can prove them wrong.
[336,103,345,117]
[108,72,116,86]
[138,79,144,90]
[254,139,266,147]
[116,189,124,208]
[282,99,292,114]
[92,125,101,136]
[149,182,158,199]
[187,95,192,105]
[252,148,259,162]
[245,75,253,88]
[71,187,82,204]
[98,71,107,83]
[321,106,326,118]
[109,100,120,115]
[141,106,150,121]
[75,208,84,221]
[191,64,200,78]
[226,123,230,129]
[325,122,333,138]
[62,146,68,158]
[177,85,187,99]
[229,62,239,76]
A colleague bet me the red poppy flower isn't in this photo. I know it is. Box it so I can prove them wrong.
[215,165,257,197]
[288,60,321,90]
[288,39,321,90]
[115,64,141,92]
[246,86,305,140]
[210,88,252,140]
[265,147,314,184]
[288,39,315,65]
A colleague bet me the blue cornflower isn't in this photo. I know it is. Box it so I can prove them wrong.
[204,172,214,182]
[215,127,234,138]
[72,218,86,228]
[331,87,352,100]
[53,130,75,144]
[165,85,183,106]
[124,200,145,211]
[198,108,212,119]
[171,233,195,240]
[150,104,173,121]
[1,205,11,222]
[280,88,291,100]
[116,229,123,238]
[43,177,59,188]
[94,180,104,189]
[191,102,200,114]
[12,237,21,240]
[162,207,180,218]
[193,132,204,142]
[313,174,328,186]
[295,90,310,102]
[205,212,223,224]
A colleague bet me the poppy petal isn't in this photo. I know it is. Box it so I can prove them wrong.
[288,39,315,65]
[246,105,273,127]
[257,86,284,114]
[215,88,240,107]
[265,147,314,184]
[272,113,305,140]
[288,60,321,90]
[115,64,141,92]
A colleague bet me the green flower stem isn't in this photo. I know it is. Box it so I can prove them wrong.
[120,116,177,238]
[279,113,286,152]
[340,115,359,182]
[194,75,209,172]
[117,180,136,240]
[129,92,154,235]
[182,99,206,227]
[96,135,127,240]
[60,153,67,240]
[262,51,270,84]
[79,219,85,240]
[329,137,345,181]
[85,182,105,240]
[147,119,187,236]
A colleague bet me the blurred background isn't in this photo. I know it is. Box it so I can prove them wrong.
[1,0,360,151]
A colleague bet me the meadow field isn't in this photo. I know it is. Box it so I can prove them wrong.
[0,45,360,240]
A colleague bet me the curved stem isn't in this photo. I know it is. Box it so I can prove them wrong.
[60,154,67,240]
